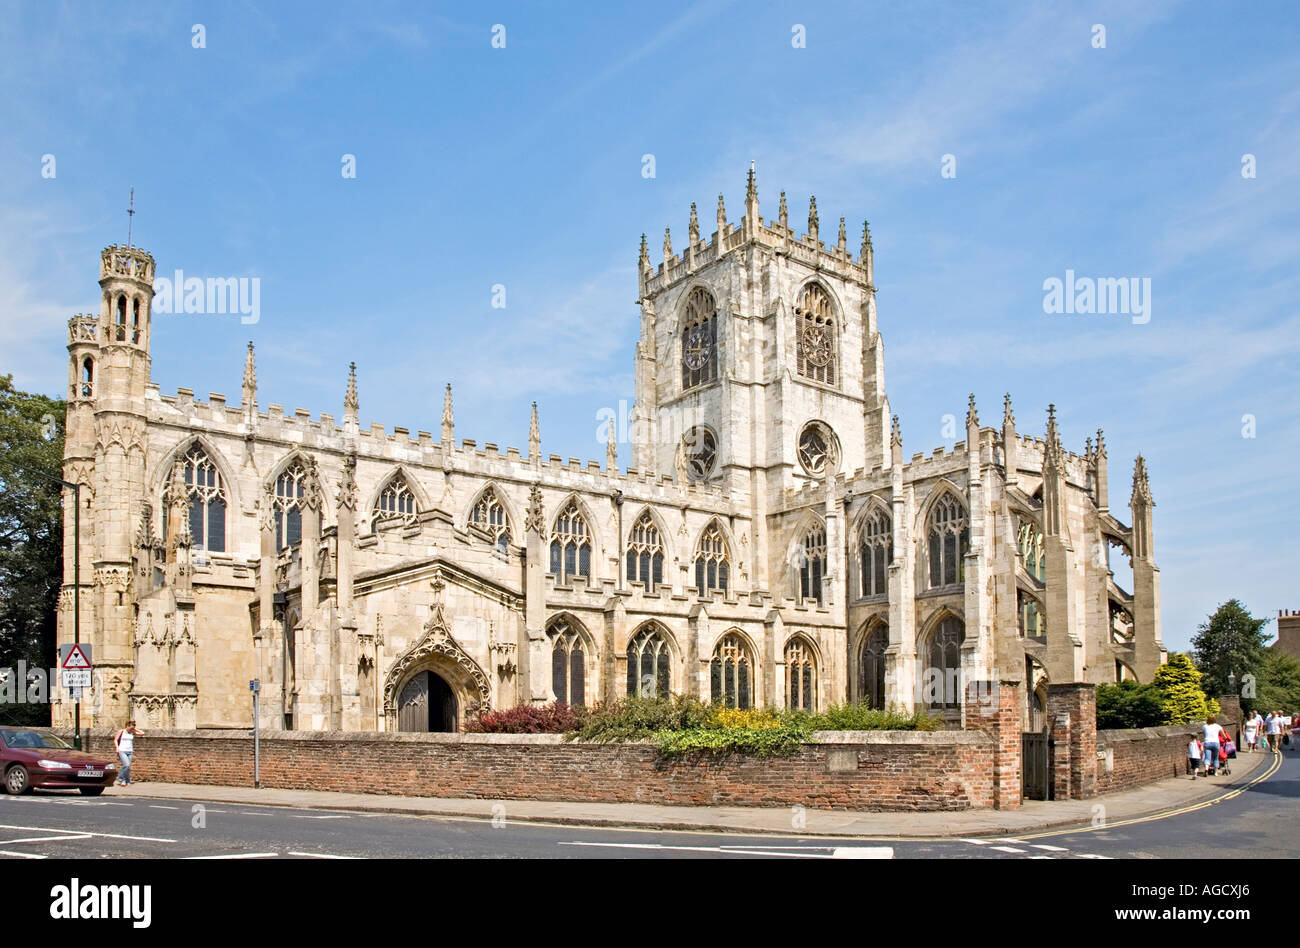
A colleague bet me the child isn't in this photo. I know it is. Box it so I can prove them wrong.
[1188,736,1203,777]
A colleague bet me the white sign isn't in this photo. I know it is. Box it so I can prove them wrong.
[62,669,91,689]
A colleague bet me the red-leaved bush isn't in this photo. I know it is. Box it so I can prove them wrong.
[463,701,588,734]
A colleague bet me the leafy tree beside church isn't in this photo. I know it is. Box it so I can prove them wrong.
[0,376,65,725]
[1192,599,1271,701]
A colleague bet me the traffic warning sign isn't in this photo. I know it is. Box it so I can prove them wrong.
[61,643,92,670]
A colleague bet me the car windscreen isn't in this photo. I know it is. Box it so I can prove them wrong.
[0,730,73,750]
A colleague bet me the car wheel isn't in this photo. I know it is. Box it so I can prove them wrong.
[78,787,104,797]
[5,765,30,795]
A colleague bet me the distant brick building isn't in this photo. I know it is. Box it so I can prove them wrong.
[1275,610,1300,662]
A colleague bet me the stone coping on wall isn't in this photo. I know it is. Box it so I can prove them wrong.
[65,727,991,747]
[1097,725,1200,744]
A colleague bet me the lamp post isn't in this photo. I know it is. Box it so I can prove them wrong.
[22,467,83,749]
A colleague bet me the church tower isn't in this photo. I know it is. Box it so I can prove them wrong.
[632,168,889,594]
[58,241,156,726]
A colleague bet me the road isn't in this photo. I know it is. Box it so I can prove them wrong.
[0,748,1292,860]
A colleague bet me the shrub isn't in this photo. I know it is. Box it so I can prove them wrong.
[464,701,587,734]
[567,697,937,757]
[568,694,712,743]
[806,703,941,732]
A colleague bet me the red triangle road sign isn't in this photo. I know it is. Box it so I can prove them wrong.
[62,644,92,669]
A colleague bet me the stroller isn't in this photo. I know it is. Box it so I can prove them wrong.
[1218,738,1236,776]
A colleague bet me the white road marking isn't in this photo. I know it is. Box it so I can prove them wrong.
[289,815,351,820]
[1077,853,1112,859]
[0,822,176,843]
[0,850,47,859]
[990,846,1026,853]
[558,841,892,859]
[959,838,992,845]
[287,851,360,859]
[0,834,93,844]
[184,852,280,859]
[148,805,179,810]
[1031,844,1069,852]
[831,847,894,859]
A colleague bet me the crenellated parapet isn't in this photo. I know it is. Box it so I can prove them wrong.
[100,244,155,283]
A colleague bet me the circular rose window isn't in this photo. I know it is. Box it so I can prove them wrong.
[797,422,837,476]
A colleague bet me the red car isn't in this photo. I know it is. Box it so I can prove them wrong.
[0,728,119,796]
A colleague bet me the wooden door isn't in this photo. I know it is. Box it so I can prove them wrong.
[398,672,430,732]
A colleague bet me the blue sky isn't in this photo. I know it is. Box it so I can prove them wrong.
[1,0,1297,653]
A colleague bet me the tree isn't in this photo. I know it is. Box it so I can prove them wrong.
[1253,650,1300,715]
[1192,599,1271,699]
[1152,652,1211,725]
[0,375,65,725]
[1096,679,1165,729]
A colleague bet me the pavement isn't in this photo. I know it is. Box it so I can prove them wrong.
[109,746,1278,838]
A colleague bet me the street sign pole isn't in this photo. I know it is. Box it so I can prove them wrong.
[250,679,261,789]
[72,482,81,750]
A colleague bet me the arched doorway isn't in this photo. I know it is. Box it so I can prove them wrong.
[397,670,458,732]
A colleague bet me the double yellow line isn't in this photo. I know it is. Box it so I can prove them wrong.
[1014,749,1285,841]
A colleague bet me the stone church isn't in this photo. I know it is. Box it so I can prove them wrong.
[54,169,1165,733]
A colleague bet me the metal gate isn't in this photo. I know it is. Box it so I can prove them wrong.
[1022,727,1052,800]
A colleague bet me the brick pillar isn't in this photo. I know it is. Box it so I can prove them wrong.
[966,679,1023,810]
[1047,682,1097,799]
[1050,710,1072,801]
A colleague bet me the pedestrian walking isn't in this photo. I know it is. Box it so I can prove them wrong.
[1265,711,1280,751]
[113,720,144,786]
[1188,735,1203,777]
[1244,711,1262,752]
[1202,716,1227,776]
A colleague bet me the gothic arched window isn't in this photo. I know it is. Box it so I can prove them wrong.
[1019,590,1046,639]
[710,632,753,709]
[550,502,592,584]
[798,524,827,605]
[694,521,730,597]
[860,624,888,710]
[626,511,664,592]
[1017,520,1045,583]
[374,474,416,530]
[680,286,718,390]
[80,357,94,398]
[470,488,511,554]
[859,505,892,598]
[627,625,671,698]
[795,283,837,385]
[927,493,969,589]
[114,295,127,341]
[132,298,142,342]
[785,637,817,711]
[274,462,306,551]
[164,444,227,554]
[549,617,587,706]
[924,616,965,710]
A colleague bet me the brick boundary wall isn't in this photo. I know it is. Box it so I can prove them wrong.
[1094,725,1201,795]
[59,728,1000,811]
